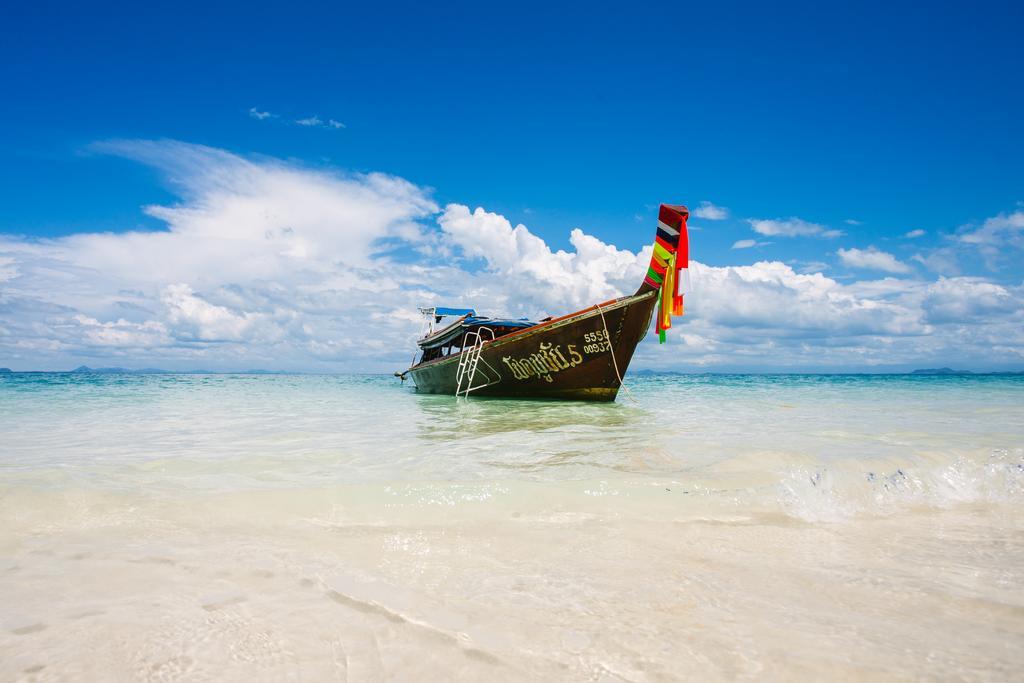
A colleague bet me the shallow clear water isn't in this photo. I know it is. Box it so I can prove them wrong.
[2,373,1022,680]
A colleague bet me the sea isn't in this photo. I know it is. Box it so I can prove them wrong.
[1,372,1022,681]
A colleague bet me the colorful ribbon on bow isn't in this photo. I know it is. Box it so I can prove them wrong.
[642,204,689,343]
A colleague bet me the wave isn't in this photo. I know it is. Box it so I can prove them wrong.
[769,448,1024,521]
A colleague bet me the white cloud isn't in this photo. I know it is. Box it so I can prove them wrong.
[958,210,1024,247]
[955,210,1024,270]
[837,247,912,274]
[796,261,829,274]
[69,314,169,348]
[1,140,1021,372]
[747,217,839,238]
[250,108,342,130]
[731,239,769,249]
[0,255,17,282]
[921,278,1021,325]
[904,229,926,238]
[844,219,862,226]
[295,115,345,130]
[161,283,270,342]
[437,204,645,311]
[693,201,728,220]
[912,248,958,275]
[688,261,924,336]
[0,141,437,370]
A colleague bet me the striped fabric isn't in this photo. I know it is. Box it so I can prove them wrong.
[644,204,689,343]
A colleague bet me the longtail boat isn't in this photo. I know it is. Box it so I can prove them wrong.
[396,204,690,401]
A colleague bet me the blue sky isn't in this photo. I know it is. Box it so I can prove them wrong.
[1,1,1022,371]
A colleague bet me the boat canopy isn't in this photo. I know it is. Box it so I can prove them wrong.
[417,315,536,349]
[434,307,475,317]
[418,306,476,320]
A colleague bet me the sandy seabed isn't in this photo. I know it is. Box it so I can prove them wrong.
[2,372,1022,680]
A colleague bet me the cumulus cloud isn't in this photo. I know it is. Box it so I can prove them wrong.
[904,229,926,238]
[693,201,728,220]
[0,255,17,282]
[921,277,1022,325]
[69,315,169,348]
[0,141,437,369]
[911,247,958,275]
[958,210,1024,247]
[1,140,1022,371]
[161,284,270,342]
[955,210,1024,270]
[747,217,841,238]
[838,246,912,274]
[689,261,923,336]
[437,204,646,311]
[249,107,274,120]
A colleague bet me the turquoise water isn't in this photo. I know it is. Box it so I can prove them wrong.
[2,373,1023,679]
[3,372,1021,486]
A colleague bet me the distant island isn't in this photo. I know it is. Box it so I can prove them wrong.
[68,366,282,375]
[907,368,1024,375]
[0,366,286,375]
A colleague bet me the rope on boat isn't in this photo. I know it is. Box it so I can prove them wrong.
[595,303,637,405]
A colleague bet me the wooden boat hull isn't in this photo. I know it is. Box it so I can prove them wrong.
[405,291,657,401]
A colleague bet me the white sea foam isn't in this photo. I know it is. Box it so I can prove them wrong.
[772,448,1024,522]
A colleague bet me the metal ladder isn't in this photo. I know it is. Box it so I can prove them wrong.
[455,327,496,397]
